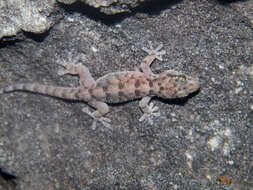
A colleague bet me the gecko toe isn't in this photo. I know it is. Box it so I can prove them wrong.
[139,102,160,124]
[100,118,112,129]
[142,43,166,61]
[82,107,112,129]
[155,44,163,51]
[92,117,111,129]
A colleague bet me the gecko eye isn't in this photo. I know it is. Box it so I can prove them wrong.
[178,75,186,81]
[175,75,186,83]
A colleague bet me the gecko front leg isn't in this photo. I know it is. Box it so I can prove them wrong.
[138,43,165,124]
[139,96,160,125]
[140,42,166,75]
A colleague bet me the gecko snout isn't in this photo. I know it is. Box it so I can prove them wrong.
[186,79,200,93]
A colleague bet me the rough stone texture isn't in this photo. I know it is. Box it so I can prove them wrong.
[77,0,150,14]
[231,0,253,27]
[0,0,154,40]
[0,169,16,190]
[0,0,57,39]
[0,0,253,189]
[57,0,153,14]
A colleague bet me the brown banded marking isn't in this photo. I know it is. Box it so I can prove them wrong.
[91,87,107,100]
[76,88,92,101]
[117,90,135,102]
[149,89,155,95]
[152,78,160,82]
[118,91,125,98]
[45,86,54,96]
[61,88,70,99]
[95,79,109,94]
[147,79,153,87]
[88,88,93,96]
[142,80,147,85]
[135,79,141,88]
[130,73,136,80]
[127,92,136,98]
[74,88,81,99]
[104,89,127,103]
[104,74,119,85]
[161,76,167,81]
[118,82,124,90]
[124,72,133,80]
[135,89,141,97]
[170,88,178,98]
[135,89,148,97]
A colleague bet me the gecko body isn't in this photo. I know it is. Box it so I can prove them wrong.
[0,43,200,128]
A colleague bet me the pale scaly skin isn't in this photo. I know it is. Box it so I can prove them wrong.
[0,43,200,129]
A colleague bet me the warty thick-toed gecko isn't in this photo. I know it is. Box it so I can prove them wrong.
[0,43,200,129]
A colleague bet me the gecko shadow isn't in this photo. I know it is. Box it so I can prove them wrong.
[106,88,200,107]
[0,36,24,49]
[0,168,17,188]
[156,88,200,106]
[13,86,200,106]
[215,0,245,4]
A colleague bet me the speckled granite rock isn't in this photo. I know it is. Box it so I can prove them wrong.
[0,0,153,40]
[0,0,57,39]
[231,0,253,27]
[58,0,151,14]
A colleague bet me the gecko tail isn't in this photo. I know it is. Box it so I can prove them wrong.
[0,83,81,100]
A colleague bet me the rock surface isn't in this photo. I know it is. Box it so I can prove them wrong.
[0,0,155,40]
[58,0,151,14]
[0,0,57,39]
[0,0,253,189]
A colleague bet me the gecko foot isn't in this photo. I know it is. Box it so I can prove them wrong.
[142,42,166,61]
[57,60,83,76]
[57,54,86,76]
[139,102,160,125]
[82,107,112,130]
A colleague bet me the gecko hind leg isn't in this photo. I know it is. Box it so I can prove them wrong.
[82,108,111,130]
[82,100,111,130]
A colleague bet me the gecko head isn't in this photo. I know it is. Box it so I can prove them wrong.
[159,70,200,99]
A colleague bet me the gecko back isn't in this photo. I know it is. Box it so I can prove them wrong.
[88,70,200,104]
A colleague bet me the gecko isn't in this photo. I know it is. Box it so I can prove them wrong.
[0,43,200,129]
